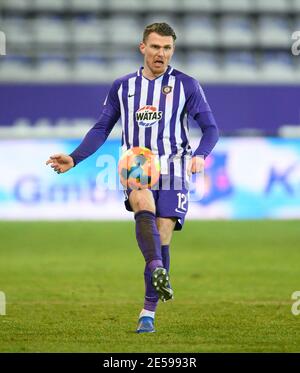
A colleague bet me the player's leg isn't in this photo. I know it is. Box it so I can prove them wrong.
[140,218,176,323]
[154,178,189,306]
[140,217,176,319]
[129,189,172,296]
[138,216,175,319]
[156,217,176,275]
[129,189,164,271]
[127,189,172,333]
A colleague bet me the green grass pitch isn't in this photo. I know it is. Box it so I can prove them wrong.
[0,220,299,352]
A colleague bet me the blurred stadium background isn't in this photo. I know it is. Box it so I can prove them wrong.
[0,0,300,352]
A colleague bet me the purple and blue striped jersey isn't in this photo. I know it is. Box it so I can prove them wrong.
[70,65,219,177]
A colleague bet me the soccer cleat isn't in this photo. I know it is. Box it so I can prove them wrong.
[151,267,174,302]
[136,316,155,333]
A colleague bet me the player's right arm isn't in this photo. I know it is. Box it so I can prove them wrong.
[46,153,74,174]
[46,79,121,174]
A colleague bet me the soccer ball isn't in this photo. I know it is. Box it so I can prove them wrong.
[118,147,160,190]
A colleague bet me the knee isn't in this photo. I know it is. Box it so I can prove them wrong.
[130,190,155,213]
[135,199,154,212]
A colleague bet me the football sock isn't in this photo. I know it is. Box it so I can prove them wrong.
[143,246,171,312]
[161,245,170,272]
[139,308,155,319]
[144,263,159,312]
[135,210,163,269]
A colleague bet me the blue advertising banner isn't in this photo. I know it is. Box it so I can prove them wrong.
[0,138,299,220]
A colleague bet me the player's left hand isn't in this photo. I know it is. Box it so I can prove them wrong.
[187,156,205,176]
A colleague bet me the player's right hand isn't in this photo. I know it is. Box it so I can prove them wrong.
[46,153,74,174]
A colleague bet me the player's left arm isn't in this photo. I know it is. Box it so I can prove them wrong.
[185,78,219,174]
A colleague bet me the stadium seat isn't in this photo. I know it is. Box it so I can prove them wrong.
[218,0,254,12]
[0,0,299,84]
[143,0,179,11]
[73,55,110,82]
[259,52,295,82]
[185,51,221,82]
[111,61,141,79]
[1,17,33,46]
[223,51,257,82]
[32,16,70,45]
[0,56,32,81]
[292,0,300,11]
[32,0,68,12]
[181,0,218,12]
[35,55,70,81]
[181,15,218,47]
[108,17,140,45]
[219,15,255,47]
[107,0,144,11]
[71,17,107,45]
[257,16,291,48]
[110,50,142,78]
[255,0,290,13]
[70,0,105,12]
[1,0,33,11]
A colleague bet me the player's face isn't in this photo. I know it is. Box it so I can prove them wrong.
[139,32,175,78]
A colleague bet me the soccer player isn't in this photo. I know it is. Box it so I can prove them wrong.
[46,23,219,333]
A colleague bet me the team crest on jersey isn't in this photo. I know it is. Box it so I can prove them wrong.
[162,85,172,95]
[135,105,162,127]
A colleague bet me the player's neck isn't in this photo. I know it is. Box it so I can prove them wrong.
[142,65,167,80]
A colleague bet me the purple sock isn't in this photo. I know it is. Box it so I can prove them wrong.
[135,210,163,268]
[143,245,170,312]
[144,264,159,312]
[161,245,170,272]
